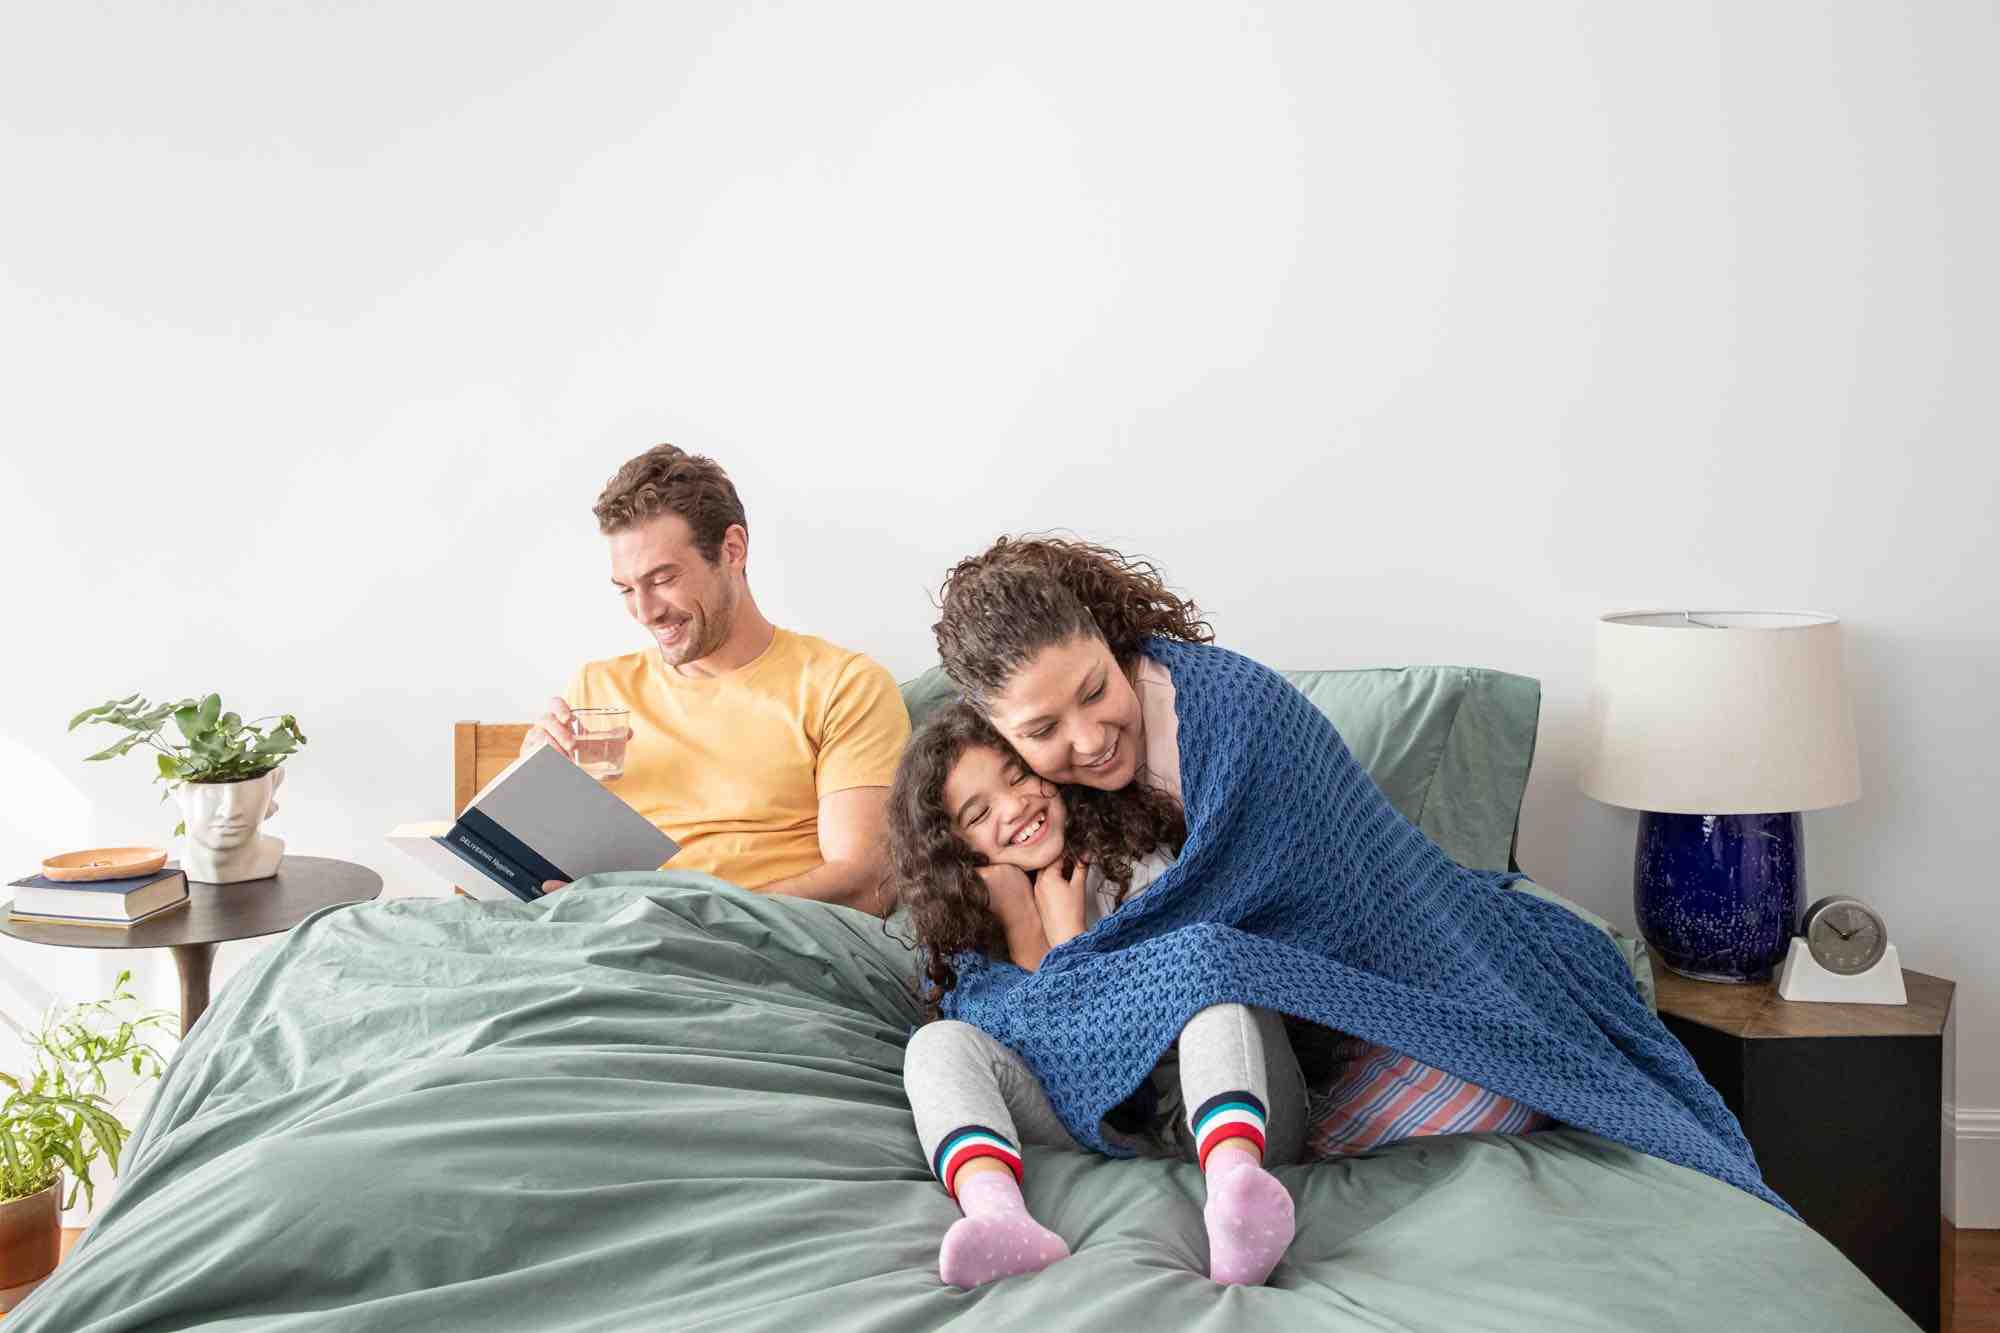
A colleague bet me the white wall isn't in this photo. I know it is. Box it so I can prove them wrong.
[3,1,1994,1223]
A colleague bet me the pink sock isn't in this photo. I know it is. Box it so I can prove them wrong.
[1202,1149,1295,1285]
[938,1170,1069,1289]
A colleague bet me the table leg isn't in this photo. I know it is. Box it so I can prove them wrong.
[169,942,216,1037]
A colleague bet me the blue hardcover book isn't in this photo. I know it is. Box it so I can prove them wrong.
[7,866,188,922]
[7,897,191,929]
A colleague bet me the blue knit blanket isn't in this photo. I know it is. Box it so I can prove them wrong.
[943,639,1788,1212]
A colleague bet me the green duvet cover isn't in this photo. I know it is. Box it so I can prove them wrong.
[12,879,1912,1331]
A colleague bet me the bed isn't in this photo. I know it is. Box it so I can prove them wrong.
[9,666,1914,1331]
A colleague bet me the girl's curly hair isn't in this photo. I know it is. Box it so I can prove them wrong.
[890,699,1186,1019]
[932,535,1213,707]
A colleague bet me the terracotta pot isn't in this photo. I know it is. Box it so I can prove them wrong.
[0,1177,62,1312]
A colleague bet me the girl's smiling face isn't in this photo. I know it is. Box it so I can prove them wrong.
[941,743,1068,872]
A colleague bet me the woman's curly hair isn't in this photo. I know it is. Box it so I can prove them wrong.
[932,535,1213,707]
[890,700,1186,1019]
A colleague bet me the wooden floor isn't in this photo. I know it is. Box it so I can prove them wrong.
[6,1226,1999,1326]
[1957,1226,2000,1332]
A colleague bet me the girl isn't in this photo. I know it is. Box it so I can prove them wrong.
[890,702,1308,1289]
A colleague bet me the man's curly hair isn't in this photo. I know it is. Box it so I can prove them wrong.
[889,700,1186,1019]
[932,535,1213,707]
[592,443,747,562]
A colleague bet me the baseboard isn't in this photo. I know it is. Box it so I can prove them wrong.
[1950,1103,2000,1229]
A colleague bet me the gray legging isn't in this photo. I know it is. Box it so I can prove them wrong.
[905,1004,1306,1188]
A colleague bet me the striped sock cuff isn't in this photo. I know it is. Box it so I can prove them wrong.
[1191,1090,1269,1171]
[932,1124,1024,1197]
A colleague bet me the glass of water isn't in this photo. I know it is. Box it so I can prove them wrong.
[569,708,631,782]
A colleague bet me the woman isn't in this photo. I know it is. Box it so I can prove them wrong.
[931,537,1529,1131]
[919,536,1787,1225]
[893,540,1572,1287]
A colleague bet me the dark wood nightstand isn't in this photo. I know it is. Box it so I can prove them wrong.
[0,856,382,1037]
[1652,955,1954,1332]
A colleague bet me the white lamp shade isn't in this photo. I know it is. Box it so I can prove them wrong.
[1580,611,1861,814]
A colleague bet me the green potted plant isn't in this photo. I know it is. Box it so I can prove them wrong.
[71,693,307,883]
[0,972,174,1310]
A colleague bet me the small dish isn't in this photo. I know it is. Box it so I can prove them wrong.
[40,847,170,882]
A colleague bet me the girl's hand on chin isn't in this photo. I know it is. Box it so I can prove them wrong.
[1032,860,1090,948]
[980,864,1053,971]
[977,864,1034,913]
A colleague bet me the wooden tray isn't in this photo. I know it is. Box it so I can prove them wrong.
[40,847,169,882]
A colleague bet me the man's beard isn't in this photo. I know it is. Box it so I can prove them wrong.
[660,584,738,667]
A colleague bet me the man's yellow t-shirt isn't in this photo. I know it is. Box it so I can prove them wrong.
[563,628,910,890]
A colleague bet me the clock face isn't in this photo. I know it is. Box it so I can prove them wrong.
[1803,897,1889,976]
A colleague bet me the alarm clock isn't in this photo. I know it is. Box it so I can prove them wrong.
[1776,894,1907,1004]
[1800,896,1888,974]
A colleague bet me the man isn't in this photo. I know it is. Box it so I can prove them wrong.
[525,444,909,914]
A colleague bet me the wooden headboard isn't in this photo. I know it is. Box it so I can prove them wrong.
[453,721,532,817]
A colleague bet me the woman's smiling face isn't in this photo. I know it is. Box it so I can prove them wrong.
[984,634,1144,791]
[941,744,1068,871]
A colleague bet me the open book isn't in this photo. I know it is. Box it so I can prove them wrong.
[389,746,679,902]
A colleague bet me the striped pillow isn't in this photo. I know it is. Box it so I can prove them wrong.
[1305,1038,1552,1158]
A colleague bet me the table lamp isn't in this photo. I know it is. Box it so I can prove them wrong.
[1579,611,1861,983]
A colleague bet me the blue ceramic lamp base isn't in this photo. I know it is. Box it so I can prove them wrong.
[1634,811,1802,984]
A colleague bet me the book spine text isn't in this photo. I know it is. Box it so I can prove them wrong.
[436,829,543,903]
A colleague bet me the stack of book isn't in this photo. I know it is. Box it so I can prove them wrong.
[6,866,190,928]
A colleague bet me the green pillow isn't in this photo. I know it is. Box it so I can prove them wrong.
[897,666,960,734]
[898,662,1539,872]
[1280,666,1539,873]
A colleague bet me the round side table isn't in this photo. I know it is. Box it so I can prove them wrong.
[0,855,383,1036]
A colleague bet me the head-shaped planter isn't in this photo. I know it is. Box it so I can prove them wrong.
[175,768,285,883]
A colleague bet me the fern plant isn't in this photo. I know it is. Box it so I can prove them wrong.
[1,972,176,1208]
[70,692,306,836]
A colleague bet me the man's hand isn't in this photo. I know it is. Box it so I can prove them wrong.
[523,697,579,759]
[542,880,570,895]
[1032,860,1090,949]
